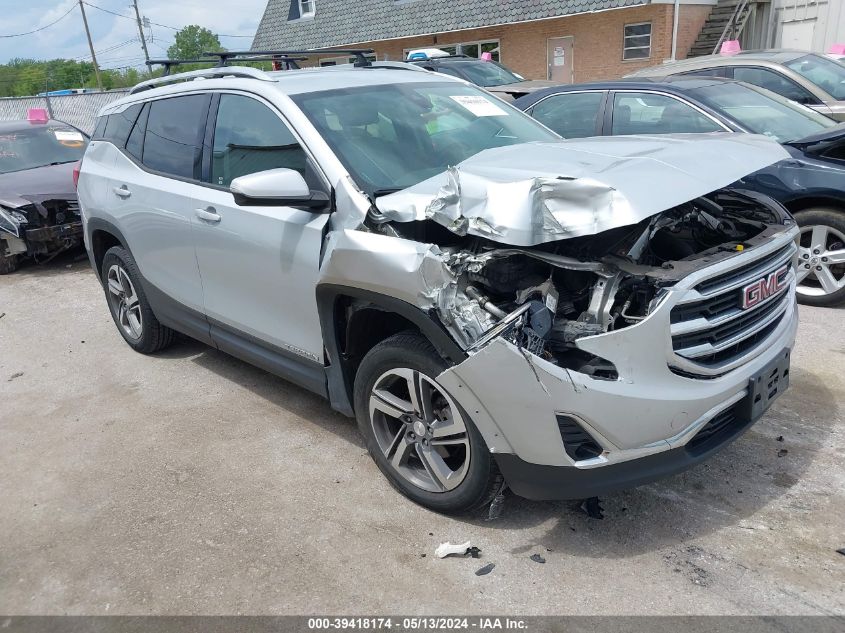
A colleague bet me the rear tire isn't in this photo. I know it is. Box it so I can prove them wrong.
[0,249,18,275]
[101,246,175,354]
[354,332,502,515]
[793,208,845,307]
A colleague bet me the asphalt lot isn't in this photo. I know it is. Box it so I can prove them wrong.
[0,252,843,615]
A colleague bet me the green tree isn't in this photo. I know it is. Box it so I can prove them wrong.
[0,58,151,96]
[167,25,223,60]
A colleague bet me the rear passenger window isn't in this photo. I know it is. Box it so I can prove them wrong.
[679,67,727,78]
[530,92,604,138]
[210,94,307,188]
[611,92,723,135]
[125,102,149,161]
[103,103,142,147]
[732,67,819,105]
[143,95,208,179]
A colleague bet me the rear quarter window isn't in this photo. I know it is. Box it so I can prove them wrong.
[102,103,143,147]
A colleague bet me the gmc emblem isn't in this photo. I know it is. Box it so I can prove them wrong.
[742,265,789,309]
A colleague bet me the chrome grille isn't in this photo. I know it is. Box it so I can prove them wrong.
[670,241,796,376]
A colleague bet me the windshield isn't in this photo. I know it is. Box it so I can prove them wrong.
[292,81,559,195]
[690,81,835,142]
[0,125,87,174]
[784,54,845,100]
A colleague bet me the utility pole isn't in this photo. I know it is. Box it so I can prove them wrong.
[132,0,150,66]
[78,0,103,91]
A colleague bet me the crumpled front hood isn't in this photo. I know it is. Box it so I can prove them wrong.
[0,162,76,208]
[373,134,790,246]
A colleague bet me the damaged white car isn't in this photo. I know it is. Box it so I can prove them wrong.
[77,57,798,513]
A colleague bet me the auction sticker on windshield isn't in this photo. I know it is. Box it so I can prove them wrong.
[54,130,85,142]
[450,95,508,117]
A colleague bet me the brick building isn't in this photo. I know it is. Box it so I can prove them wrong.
[252,0,720,83]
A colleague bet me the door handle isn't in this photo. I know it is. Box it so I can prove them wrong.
[112,185,131,198]
[195,207,221,223]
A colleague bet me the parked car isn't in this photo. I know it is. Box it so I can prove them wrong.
[627,50,845,121]
[78,60,797,514]
[0,116,88,273]
[515,76,845,306]
[407,52,555,100]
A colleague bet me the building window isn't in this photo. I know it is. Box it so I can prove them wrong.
[299,0,315,18]
[623,23,651,60]
[404,40,500,62]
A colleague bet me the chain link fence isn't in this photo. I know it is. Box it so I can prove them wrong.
[0,90,130,135]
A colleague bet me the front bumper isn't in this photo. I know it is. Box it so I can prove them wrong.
[26,220,83,243]
[436,227,799,499]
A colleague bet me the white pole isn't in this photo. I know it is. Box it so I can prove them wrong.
[671,0,681,60]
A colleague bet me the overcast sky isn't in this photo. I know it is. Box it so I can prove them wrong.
[0,0,267,66]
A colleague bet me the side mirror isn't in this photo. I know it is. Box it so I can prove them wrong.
[230,168,330,210]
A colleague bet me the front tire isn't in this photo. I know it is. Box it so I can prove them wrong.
[101,246,175,354]
[794,208,845,307]
[354,332,502,515]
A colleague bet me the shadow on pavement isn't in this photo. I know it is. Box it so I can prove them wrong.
[155,333,837,557]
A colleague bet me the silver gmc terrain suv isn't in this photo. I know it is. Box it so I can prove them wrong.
[77,57,799,514]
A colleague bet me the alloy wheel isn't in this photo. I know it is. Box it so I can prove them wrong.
[368,368,470,493]
[106,264,143,340]
[795,224,845,298]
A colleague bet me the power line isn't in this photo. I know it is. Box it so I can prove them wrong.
[0,4,77,38]
[74,38,138,60]
[82,1,255,37]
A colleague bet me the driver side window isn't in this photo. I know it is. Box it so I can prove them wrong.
[612,92,723,135]
[210,94,307,188]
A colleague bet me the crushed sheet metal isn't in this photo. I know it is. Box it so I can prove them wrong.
[373,134,789,246]
[330,175,371,232]
[318,229,454,309]
[438,336,692,465]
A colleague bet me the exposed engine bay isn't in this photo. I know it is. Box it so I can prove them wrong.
[369,189,793,378]
[0,197,83,264]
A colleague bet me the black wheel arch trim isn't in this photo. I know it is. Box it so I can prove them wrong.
[85,216,131,278]
[317,284,467,417]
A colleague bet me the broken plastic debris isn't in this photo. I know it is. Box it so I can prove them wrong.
[530,554,546,564]
[837,548,845,556]
[435,541,481,559]
[579,497,604,520]
[475,563,495,576]
[486,482,508,521]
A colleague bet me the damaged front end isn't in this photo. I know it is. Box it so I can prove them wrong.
[358,136,796,376]
[374,187,795,381]
[320,134,799,487]
[0,195,83,269]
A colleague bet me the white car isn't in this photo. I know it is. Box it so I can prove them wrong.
[77,53,798,513]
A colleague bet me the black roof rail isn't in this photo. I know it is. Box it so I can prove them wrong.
[146,59,219,76]
[202,48,376,68]
[147,55,306,76]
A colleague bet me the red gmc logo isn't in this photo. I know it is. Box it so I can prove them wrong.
[742,265,789,309]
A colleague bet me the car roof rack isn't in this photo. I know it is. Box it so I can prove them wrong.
[146,55,306,76]
[131,48,379,94]
[130,65,276,94]
[203,49,376,68]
